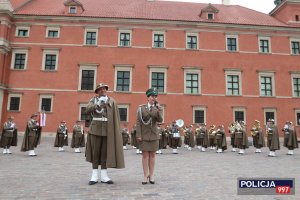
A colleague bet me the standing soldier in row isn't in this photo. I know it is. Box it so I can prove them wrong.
[0,116,18,154]
[131,124,142,154]
[282,121,298,155]
[234,121,248,154]
[266,119,280,157]
[156,123,163,154]
[122,124,130,150]
[169,121,181,154]
[208,125,216,150]
[228,123,237,152]
[85,83,125,185]
[195,123,208,152]
[54,120,68,152]
[250,120,265,153]
[21,114,42,156]
[71,120,85,153]
[215,125,227,153]
[186,125,195,151]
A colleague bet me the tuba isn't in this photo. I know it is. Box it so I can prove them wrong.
[208,125,216,136]
[175,119,184,128]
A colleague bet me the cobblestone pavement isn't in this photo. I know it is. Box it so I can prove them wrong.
[0,136,299,200]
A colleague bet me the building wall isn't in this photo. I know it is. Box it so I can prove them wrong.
[2,17,300,135]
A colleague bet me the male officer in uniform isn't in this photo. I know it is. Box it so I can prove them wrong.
[85,83,125,185]
[0,116,18,154]
[266,119,280,157]
[282,121,298,155]
[54,120,68,152]
[71,120,85,153]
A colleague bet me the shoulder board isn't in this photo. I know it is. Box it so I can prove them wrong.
[139,104,146,107]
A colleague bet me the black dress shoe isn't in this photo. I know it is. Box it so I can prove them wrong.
[89,181,98,185]
[142,181,147,185]
[149,180,155,184]
[101,180,114,184]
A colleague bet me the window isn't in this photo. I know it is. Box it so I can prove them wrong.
[118,105,129,122]
[79,65,97,91]
[264,108,276,125]
[39,95,53,112]
[7,94,22,111]
[116,71,130,91]
[11,49,28,70]
[296,111,300,126]
[225,71,242,95]
[16,26,30,37]
[153,31,165,48]
[149,67,167,93]
[42,49,59,71]
[292,74,300,97]
[119,31,131,47]
[193,107,206,124]
[69,6,77,14]
[233,108,246,123]
[46,27,60,38]
[259,37,271,53]
[259,72,275,97]
[184,68,201,94]
[79,104,88,121]
[226,35,238,52]
[114,65,133,92]
[296,15,299,21]
[84,29,98,45]
[291,41,300,55]
[207,13,214,20]
[186,34,198,49]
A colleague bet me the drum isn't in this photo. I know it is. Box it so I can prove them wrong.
[173,132,180,138]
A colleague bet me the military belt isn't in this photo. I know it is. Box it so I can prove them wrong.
[93,117,108,121]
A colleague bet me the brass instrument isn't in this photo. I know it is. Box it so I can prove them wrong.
[250,120,260,137]
[228,123,235,135]
[208,125,216,136]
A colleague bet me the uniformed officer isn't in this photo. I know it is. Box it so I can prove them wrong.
[266,119,280,157]
[121,124,130,150]
[282,121,298,155]
[0,116,18,154]
[250,120,265,153]
[71,120,85,153]
[136,88,163,184]
[85,83,125,185]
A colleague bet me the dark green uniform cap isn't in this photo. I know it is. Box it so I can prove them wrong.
[146,88,158,97]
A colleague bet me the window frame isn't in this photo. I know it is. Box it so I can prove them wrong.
[193,106,206,124]
[46,27,60,38]
[258,36,271,53]
[149,67,167,93]
[15,26,30,37]
[10,49,28,70]
[186,33,198,50]
[118,30,132,47]
[226,34,239,52]
[69,6,77,14]
[7,93,22,112]
[39,94,54,112]
[78,65,97,91]
[184,68,201,94]
[207,13,214,20]
[225,70,242,96]
[259,72,275,97]
[232,107,246,123]
[152,31,165,48]
[264,108,277,125]
[79,103,88,121]
[84,28,98,46]
[42,49,59,71]
[291,73,300,97]
[295,109,300,126]
[290,39,300,55]
[114,65,133,92]
[118,104,129,123]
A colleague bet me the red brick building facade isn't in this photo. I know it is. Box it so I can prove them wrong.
[0,0,300,134]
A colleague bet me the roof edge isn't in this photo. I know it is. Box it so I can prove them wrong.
[13,0,33,13]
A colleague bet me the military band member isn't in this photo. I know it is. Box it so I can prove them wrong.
[195,123,208,152]
[131,124,142,154]
[234,121,248,154]
[215,125,227,153]
[282,121,298,155]
[0,116,18,154]
[228,122,237,152]
[169,121,181,154]
[161,125,169,150]
[71,120,85,153]
[136,88,163,184]
[208,125,216,150]
[186,125,195,151]
[121,124,130,150]
[85,83,125,185]
[54,120,68,152]
[183,126,189,148]
[21,114,41,156]
[266,119,280,157]
[250,120,265,153]
[156,123,163,154]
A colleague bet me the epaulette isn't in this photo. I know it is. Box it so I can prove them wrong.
[139,104,146,107]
